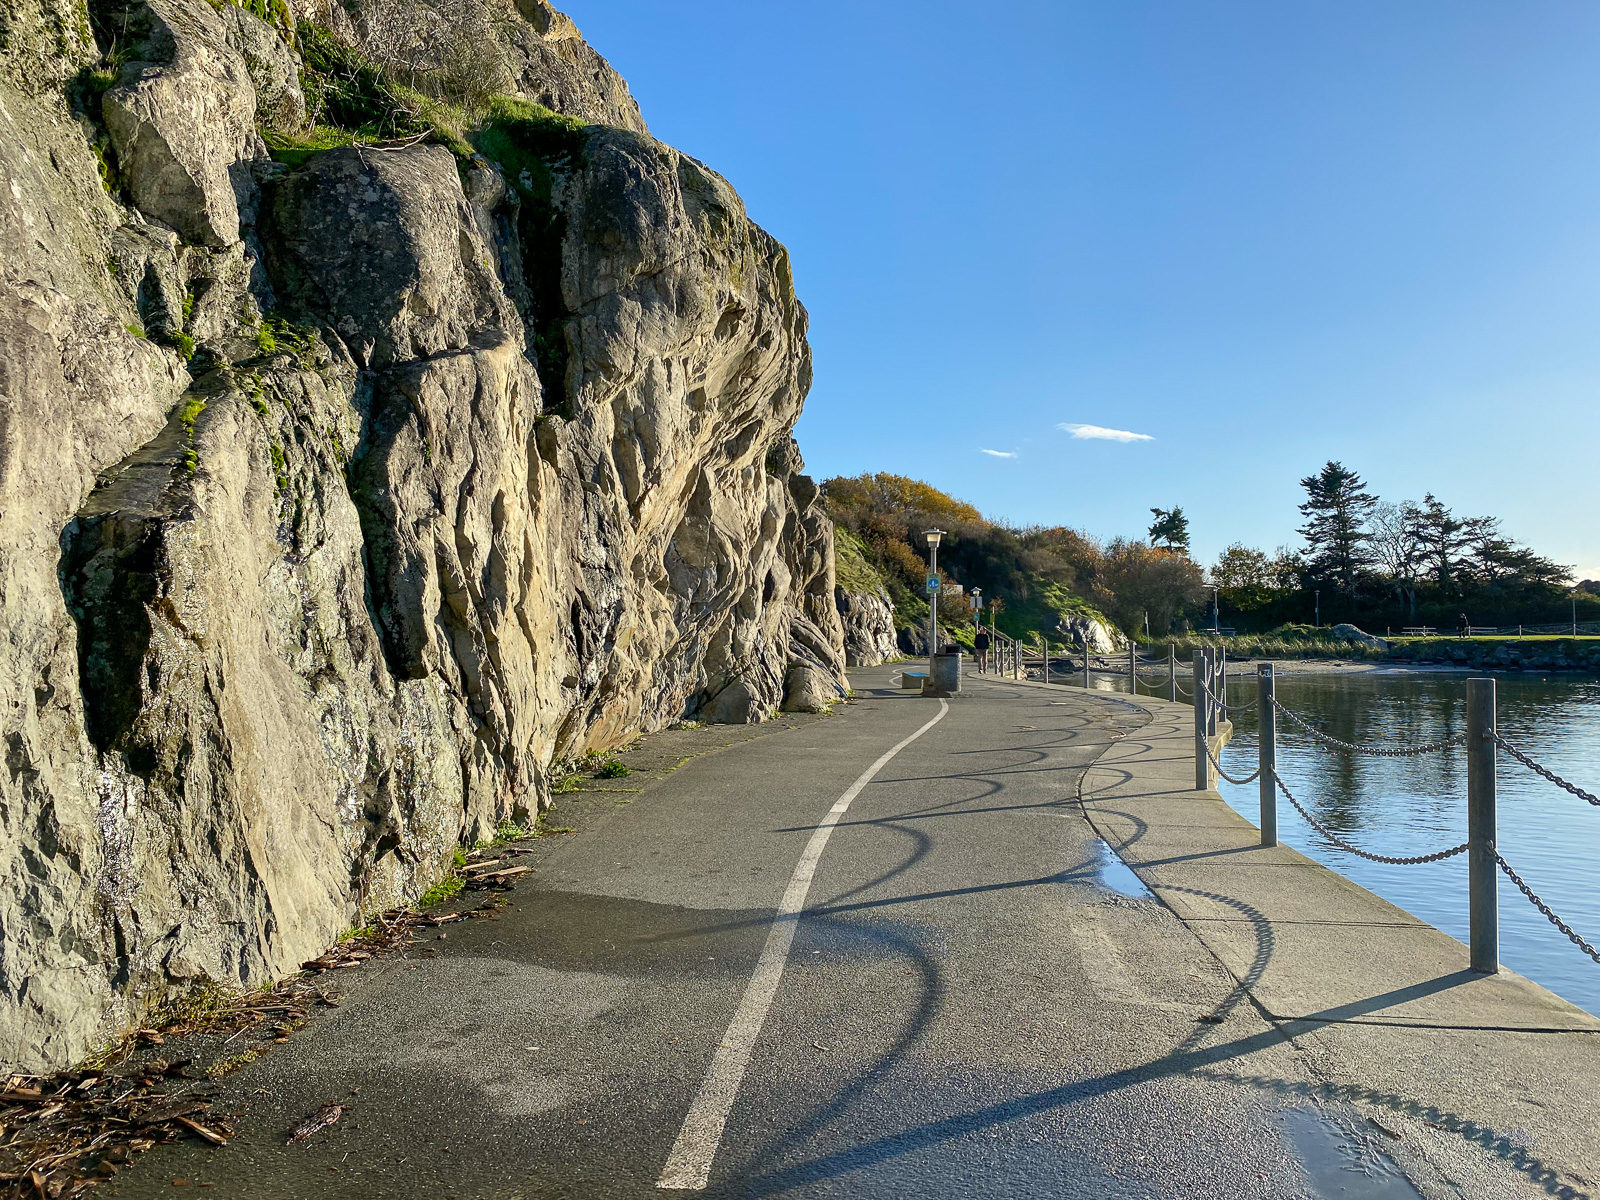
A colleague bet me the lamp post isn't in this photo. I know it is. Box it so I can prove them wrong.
[971,587,983,671]
[1315,589,1321,629]
[924,529,945,667]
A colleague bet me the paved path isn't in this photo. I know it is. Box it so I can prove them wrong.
[107,667,1595,1198]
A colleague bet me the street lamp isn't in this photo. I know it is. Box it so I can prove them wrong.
[924,529,945,663]
[970,587,984,672]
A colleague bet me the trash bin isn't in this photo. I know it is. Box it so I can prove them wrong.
[923,651,963,696]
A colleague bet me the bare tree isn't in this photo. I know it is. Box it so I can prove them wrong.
[351,0,510,112]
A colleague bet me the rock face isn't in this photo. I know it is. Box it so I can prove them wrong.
[0,0,844,1071]
[1061,613,1123,654]
[836,587,898,667]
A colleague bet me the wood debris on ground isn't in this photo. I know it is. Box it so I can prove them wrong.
[286,1103,349,1145]
[3,862,517,1196]
[298,895,508,975]
[0,1060,231,1198]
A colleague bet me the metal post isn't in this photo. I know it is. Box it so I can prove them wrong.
[1193,651,1208,791]
[1205,648,1218,738]
[1128,643,1136,695]
[927,542,938,672]
[1468,677,1498,975]
[1220,647,1227,710]
[1084,644,1090,689]
[1168,645,1176,702]
[1258,665,1277,847]
[1041,636,1049,686]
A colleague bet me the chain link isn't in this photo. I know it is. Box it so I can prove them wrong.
[1272,773,1468,865]
[1495,854,1600,965]
[1491,733,1600,808]
[1270,698,1465,757]
[1203,738,1261,786]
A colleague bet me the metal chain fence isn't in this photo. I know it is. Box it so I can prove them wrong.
[1272,773,1468,866]
[1271,698,1465,758]
[1495,854,1600,965]
[1491,733,1600,809]
[1203,738,1260,786]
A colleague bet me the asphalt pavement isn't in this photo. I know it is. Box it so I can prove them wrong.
[104,665,1569,1199]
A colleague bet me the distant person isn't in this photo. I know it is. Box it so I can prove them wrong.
[1458,612,1470,638]
[974,628,991,672]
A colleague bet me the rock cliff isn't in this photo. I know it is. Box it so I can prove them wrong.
[0,0,845,1071]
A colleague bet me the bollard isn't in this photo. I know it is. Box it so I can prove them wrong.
[1168,645,1176,702]
[1084,646,1091,689]
[1042,636,1049,686]
[1220,647,1228,710]
[1204,648,1218,738]
[1258,664,1277,847]
[1193,651,1208,790]
[1467,677,1498,974]
[1128,644,1137,695]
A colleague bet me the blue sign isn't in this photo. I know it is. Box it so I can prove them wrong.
[925,575,940,595]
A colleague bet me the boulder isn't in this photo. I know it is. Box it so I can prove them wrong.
[101,0,265,247]
[218,3,305,132]
[499,0,648,133]
[265,144,521,368]
[1330,623,1389,650]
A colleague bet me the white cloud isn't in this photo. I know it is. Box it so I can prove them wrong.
[1057,422,1154,443]
[980,448,1016,459]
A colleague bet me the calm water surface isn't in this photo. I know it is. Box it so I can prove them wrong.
[1194,669,1600,1016]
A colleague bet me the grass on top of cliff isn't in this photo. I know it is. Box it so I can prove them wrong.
[266,21,587,172]
[835,527,889,597]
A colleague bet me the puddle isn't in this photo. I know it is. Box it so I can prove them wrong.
[1094,838,1153,899]
[1282,1108,1424,1199]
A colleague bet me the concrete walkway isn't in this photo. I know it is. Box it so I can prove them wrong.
[1074,687,1600,1199]
[102,666,1597,1198]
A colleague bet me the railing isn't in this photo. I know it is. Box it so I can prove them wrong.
[1188,656,1600,975]
[1392,621,1600,638]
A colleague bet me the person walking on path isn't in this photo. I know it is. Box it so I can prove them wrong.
[974,627,991,672]
[1458,612,1470,638]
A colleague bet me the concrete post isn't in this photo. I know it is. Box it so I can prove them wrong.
[1193,651,1208,791]
[1468,677,1498,975]
[1168,645,1176,702]
[1204,648,1218,738]
[1258,664,1277,847]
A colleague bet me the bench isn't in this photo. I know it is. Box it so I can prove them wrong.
[900,671,927,690]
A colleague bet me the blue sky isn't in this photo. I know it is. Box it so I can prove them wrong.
[564,1,1600,579]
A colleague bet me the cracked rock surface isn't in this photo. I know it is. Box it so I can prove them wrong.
[0,0,845,1071]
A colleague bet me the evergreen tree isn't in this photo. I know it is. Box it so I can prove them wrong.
[1414,493,1468,592]
[1147,506,1191,552]
[1297,462,1376,595]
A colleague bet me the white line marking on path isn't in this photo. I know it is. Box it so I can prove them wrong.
[656,700,950,1191]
